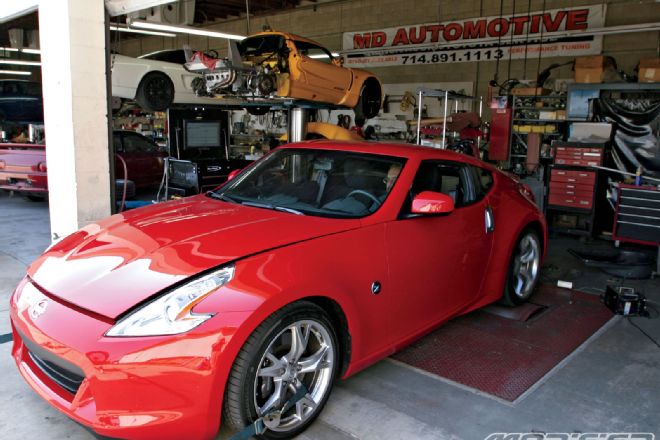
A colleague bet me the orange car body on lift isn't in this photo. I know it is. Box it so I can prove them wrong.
[192,31,383,118]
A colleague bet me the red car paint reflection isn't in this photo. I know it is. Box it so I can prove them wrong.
[10,141,546,440]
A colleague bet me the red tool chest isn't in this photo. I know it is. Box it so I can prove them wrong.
[553,146,603,167]
[545,141,606,237]
[548,169,596,209]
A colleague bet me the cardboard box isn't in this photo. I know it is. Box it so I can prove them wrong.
[575,56,616,83]
[639,58,660,83]
[539,110,556,120]
[556,110,567,120]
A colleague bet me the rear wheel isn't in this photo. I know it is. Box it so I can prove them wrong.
[501,229,541,306]
[135,72,174,112]
[224,301,338,439]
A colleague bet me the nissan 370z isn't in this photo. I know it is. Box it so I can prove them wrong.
[10,141,546,440]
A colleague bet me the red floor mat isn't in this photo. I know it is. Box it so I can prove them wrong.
[391,285,614,402]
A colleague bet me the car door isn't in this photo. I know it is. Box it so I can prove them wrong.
[385,160,494,342]
[293,41,352,103]
[117,132,164,188]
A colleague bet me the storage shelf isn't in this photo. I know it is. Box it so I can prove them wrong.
[513,118,565,123]
[513,95,566,98]
[515,106,566,110]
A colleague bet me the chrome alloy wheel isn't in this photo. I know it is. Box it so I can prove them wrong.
[253,319,335,432]
[512,233,540,299]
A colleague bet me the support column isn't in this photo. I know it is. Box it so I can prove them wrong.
[38,0,111,242]
[287,107,308,143]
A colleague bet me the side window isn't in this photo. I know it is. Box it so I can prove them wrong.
[294,41,334,64]
[469,166,494,201]
[410,161,473,208]
[123,133,156,153]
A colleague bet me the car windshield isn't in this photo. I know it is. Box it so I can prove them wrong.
[211,148,406,218]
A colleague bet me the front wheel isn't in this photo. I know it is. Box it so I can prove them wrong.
[223,301,338,439]
[501,229,541,306]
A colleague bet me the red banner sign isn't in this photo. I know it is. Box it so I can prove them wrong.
[342,5,605,67]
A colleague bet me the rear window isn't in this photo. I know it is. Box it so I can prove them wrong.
[238,35,284,57]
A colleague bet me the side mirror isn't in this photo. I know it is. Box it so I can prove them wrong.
[411,191,454,215]
[227,169,241,181]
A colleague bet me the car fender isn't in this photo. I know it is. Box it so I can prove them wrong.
[111,55,155,97]
[112,55,215,105]
[196,250,365,429]
[479,177,547,305]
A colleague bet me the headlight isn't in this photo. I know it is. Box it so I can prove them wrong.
[106,265,235,337]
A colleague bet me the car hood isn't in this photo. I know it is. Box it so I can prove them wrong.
[28,195,360,319]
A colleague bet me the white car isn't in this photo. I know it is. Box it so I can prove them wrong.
[111,49,218,111]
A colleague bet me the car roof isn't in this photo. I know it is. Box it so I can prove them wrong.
[250,30,325,47]
[278,140,490,167]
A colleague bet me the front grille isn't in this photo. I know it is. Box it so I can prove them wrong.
[28,350,84,395]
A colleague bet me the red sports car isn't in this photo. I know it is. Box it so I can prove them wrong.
[9,141,546,440]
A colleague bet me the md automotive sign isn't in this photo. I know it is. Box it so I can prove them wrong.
[342,5,605,67]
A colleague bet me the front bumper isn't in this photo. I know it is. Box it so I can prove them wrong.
[9,277,247,440]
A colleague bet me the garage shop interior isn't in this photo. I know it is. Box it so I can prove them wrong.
[0,0,659,439]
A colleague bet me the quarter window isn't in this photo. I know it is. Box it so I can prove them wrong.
[469,166,494,201]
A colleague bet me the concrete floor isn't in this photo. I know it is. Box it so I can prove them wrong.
[1,189,659,440]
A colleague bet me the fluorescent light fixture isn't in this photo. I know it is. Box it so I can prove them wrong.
[0,47,39,55]
[309,52,340,59]
[0,69,31,76]
[110,25,176,38]
[129,19,245,41]
[0,0,38,24]
[0,59,41,66]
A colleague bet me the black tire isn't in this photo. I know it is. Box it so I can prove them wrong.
[26,195,46,202]
[246,106,271,116]
[501,228,542,306]
[135,72,175,112]
[354,80,382,120]
[223,301,339,439]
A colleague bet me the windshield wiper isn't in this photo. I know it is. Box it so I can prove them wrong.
[206,191,238,204]
[274,206,305,216]
[241,201,305,216]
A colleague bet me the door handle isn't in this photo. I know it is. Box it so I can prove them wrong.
[485,206,495,233]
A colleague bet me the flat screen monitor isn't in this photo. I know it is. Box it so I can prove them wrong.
[185,120,221,148]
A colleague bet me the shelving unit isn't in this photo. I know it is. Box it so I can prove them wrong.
[414,86,483,149]
[509,94,568,173]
